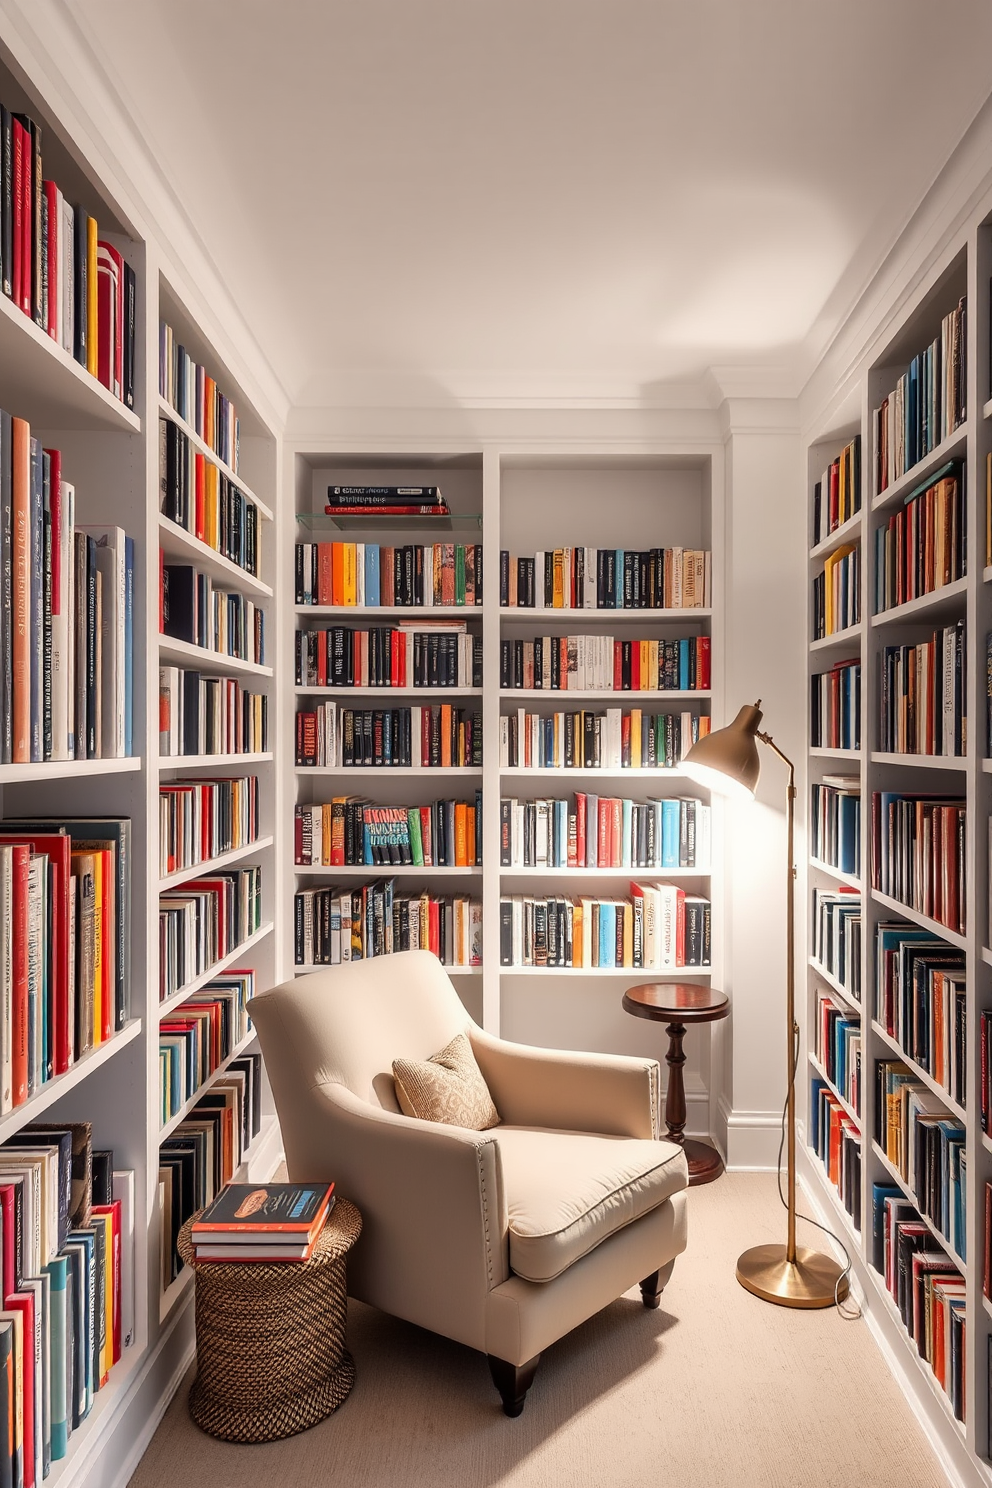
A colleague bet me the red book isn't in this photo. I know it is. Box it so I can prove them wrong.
[5,1291,33,1487]
[390,629,400,687]
[317,543,333,606]
[194,453,206,541]
[10,418,30,764]
[574,793,586,867]
[421,706,432,769]
[0,1186,15,1303]
[420,805,432,867]
[428,896,440,955]
[597,799,610,868]
[610,797,623,868]
[43,180,58,339]
[95,242,120,395]
[631,642,641,691]
[9,845,29,1105]
[42,448,62,628]
[324,504,449,517]
[697,635,711,690]
[381,548,394,606]
[613,641,622,692]
[11,120,26,312]
[0,833,71,1075]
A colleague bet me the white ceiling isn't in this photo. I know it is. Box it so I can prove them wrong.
[69,0,992,408]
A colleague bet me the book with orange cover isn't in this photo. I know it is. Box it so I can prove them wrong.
[192,1181,334,1240]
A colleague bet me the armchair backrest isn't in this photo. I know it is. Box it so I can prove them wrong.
[247,949,473,1113]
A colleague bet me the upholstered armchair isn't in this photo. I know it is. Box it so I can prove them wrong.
[247,949,689,1415]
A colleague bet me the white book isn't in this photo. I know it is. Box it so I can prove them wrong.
[49,481,75,761]
[78,526,127,758]
[355,543,365,607]
[511,894,523,965]
[112,1170,136,1348]
[60,196,75,356]
[0,845,11,1113]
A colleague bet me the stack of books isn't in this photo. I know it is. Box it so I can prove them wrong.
[190,1181,336,1262]
[324,485,450,518]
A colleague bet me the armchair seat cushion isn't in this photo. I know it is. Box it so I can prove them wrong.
[495,1126,688,1284]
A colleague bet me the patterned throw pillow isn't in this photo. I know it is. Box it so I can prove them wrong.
[392,1033,500,1130]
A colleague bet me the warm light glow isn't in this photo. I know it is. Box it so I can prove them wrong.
[682,759,756,800]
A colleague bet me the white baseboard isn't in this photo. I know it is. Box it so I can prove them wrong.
[716,1094,784,1169]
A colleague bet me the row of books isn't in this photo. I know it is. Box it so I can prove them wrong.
[160,971,253,1126]
[0,1123,134,1484]
[294,795,482,869]
[498,885,711,970]
[160,562,266,668]
[159,670,268,759]
[295,542,482,608]
[499,708,711,771]
[293,884,481,968]
[0,817,129,1109]
[160,419,260,578]
[875,1058,965,1258]
[159,322,240,473]
[814,995,860,1114]
[873,297,966,495]
[871,1183,964,1421]
[810,778,860,877]
[158,775,260,878]
[879,624,965,757]
[498,636,711,693]
[295,624,481,691]
[1,105,135,407]
[811,436,861,548]
[324,484,449,517]
[812,543,859,639]
[873,464,964,613]
[189,1181,334,1264]
[875,921,965,1106]
[159,867,262,1004]
[809,1079,861,1232]
[499,794,711,871]
[979,1010,992,1134]
[498,547,711,609]
[810,660,860,752]
[295,704,481,770]
[811,887,861,1003]
[160,1050,264,1287]
[0,418,134,762]
[870,792,965,936]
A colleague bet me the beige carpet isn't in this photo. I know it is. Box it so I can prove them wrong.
[129,1174,949,1488]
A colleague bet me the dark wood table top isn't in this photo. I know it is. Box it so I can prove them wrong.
[622,982,729,1023]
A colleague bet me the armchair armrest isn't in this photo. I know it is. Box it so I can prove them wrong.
[469,1028,660,1139]
[301,1083,509,1351]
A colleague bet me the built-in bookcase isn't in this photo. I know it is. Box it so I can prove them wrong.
[284,446,724,1094]
[804,227,992,1484]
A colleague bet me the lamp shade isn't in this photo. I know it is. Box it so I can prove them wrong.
[682,702,763,798]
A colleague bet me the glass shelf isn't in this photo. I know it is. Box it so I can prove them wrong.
[297,511,483,533]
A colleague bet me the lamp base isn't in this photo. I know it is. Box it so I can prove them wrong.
[736,1243,848,1309]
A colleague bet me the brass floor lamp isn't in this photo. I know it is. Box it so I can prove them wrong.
[682,702,848,1308]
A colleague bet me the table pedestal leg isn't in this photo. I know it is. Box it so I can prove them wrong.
[664,1020,725,1186]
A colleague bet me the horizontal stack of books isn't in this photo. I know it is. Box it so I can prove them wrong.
[499,635,710,692]
[2,105,136,405]
[296,540,482,607]
[297,622,481,690]
[294,882,481,968]
[0,416,135,763]
[500,707,710,770]
[159,670,268,758]
[325,485,450,518]
[160,420,260,577]
[189,1181,336,1263]
[499,545,710,609]
[500,794,710,870]
[295,794,482,868]
[873,298,966,494]
[0,1121,135,1478]
[811,435,861,545]
[295,703,482,769]
[159,323,240,471]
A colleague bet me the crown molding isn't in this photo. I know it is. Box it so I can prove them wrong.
[0,0,291,432]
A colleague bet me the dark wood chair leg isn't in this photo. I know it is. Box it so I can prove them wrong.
[640,1269,663,1308]
[487,1353,541,1416]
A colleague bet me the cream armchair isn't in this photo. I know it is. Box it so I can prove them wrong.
[247,950,688,1415]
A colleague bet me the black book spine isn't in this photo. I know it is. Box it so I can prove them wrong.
[123,261,136,408]
[500,898,512,965]
[543,550,553,607]
[500,549,509,607]
[623,550,633,608]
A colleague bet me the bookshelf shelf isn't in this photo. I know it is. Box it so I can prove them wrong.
[808,1049,861,1125]
[160,752,274,771]
[500,766,688,779]
[294,962,482,976]
[157,921,274,1017]
[501,965,712,978]
[870,575,968,628]
[499,865,710,879]
[0,289,142,434]
[808,957,862,1013]
[809,746,860,761]
[809,511,862,561]
[868,889,967,950]
[294,604,481,619]
[158,515,274,598]
[982,948,992,968]
[157,396,273,518]
[297,685,482,698]
[871,1140,965,1272]
[499,607,712,623]
[0,757,142,783]
[872,1275,968,1441]
[870,751,966,770]
[304,512,483,533]
[159,834,275,892]
[158,636,274,678]
[294,863,481,878]
[159,1027,261,1141]
[870,1019,966,1122]
[0,1020,142,1147]
[498,689,711,702]
[808,857,861,889]
[295,766,481,778]
[809,623,862,653]
[870,423,969,514]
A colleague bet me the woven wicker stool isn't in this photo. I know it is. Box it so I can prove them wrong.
[177,1196,362,1443]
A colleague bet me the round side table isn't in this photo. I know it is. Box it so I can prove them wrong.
[622,983,729,1185]
[177,1196,362,1442]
